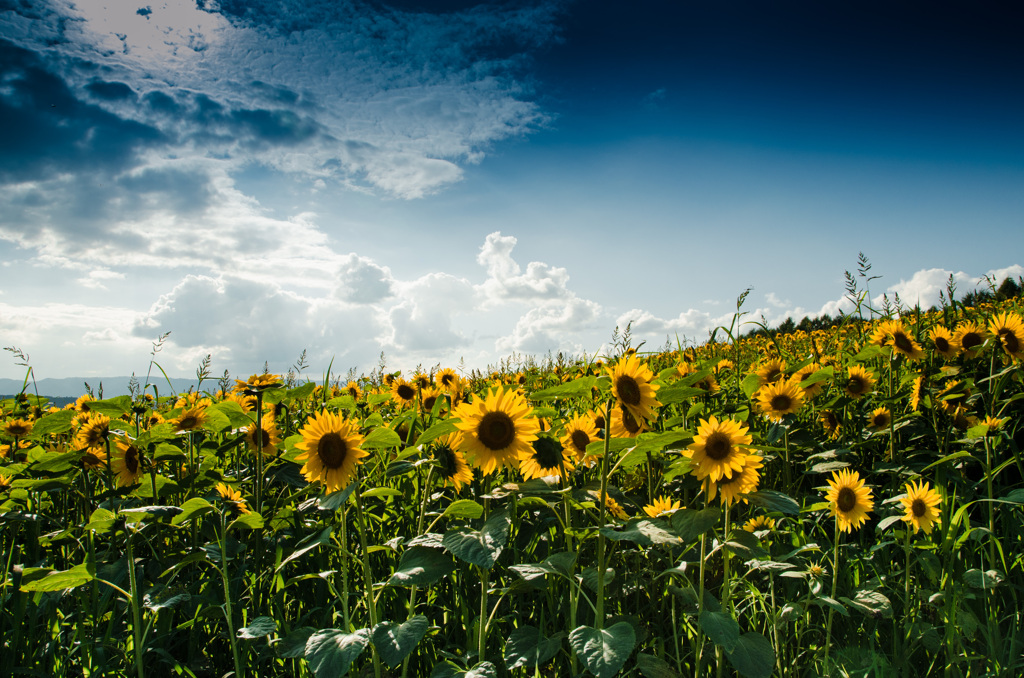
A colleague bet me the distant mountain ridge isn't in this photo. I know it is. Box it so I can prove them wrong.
[0,376,204,399]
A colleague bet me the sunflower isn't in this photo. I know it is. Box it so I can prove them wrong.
[899,479,942,535]
[215,482,252,515]
[868,320,898,348]
[755,359,787,387]
[989,311,1024,361]
[111,435,145,487]
[825,469,874,533]
[0,473,10,491]
[588,408,608,436]
[643,495,683,518]
[420,386,445,415]
[607,355,661,424]
[234,373,283,393]
[867,407,892,432]
[173,405,209,433]
[75,394,95,412]
[222,391,256,413]
[519,435,574,481]
[887,323,925,360]
[246,414,282,456]
[937,380,970,414]
[0,439,30,460]
[978,415,1005,434]
[390,378,417,408]
[3,418,33,438]
[609,404,646,438]
[928,325,958,359]
[909,374,926,412]
[693,374,720,394]
[756,380,805,422]
[435,367,461,393]
[704,454,763,505]
[588,492,629,520]
[343,381,363,400]
[81,446,108,470]
[561,413,601,465]
[295,411,369,492]
[715,359,734,374]
[75,413,112,450]
[452,385,540,476]
[953,321,989,359]
[743,515,776,532]
[431,434,473,492]
[791,363,823,399]
[819,410,841,439]
[677,361,696,378]
[685,416,751,482]
[843,365,875,399]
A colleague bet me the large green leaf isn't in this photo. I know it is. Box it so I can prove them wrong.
[21,562,95,592]
[742,490,800,515]
[840,589,893,618]
[670,508,721,542]
[504,625,563,670]
[29,409,75,436]
[389,546,455,587]
[599,519,682,546]
[699,609,740,652]
[530,376,596,400]
[371,615,429,668]
[414,420,460,446]
[363,427,403,450]
[724,632,775,678]
[305,628,370,678]
[277,526,333,572]
[442,510,510,569]
[238,616,277,640]
[277,627,316,658]
[443,499,484,520]
[568,622,636,678]
[171,497,215,526]
[636,652,680,678]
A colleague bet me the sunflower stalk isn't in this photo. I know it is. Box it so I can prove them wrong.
[595,399,612,631]
[352,473,383,678]
[823,520,841,666]
[218,508,245,678]
[125,528,146,678]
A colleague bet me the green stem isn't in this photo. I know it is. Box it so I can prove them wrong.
[126,530,146,678]
[596,399,612,630]
[219,511,244,678]
[353,474,382,678]
[696,532,707,677]
[823,521,841,666]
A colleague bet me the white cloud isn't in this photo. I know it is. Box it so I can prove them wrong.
[387,272,475,353]
[476,231,574,304]
[335,254,395,304]
[497,297,602,354]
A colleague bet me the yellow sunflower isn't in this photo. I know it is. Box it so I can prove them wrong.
[937,380,970,415]
[435,367,461,393]
[561,412,600,464]
[868,319,898,347]
[111,435,145,487]
[756,380,805,422]
[704,454,763,505]
[215,482,252,515]
[909,374,926,412]
[173,405,209,433]
[75,394,95,412]
[928,325,958,359]
[989,311,1024,361]
[791,363,823,399]
[588,492,628,520]
[3,418,33,438]
[607,355,661,424]
[844,365,875,399]
[755,359,787,387]
[344,381,363,400]
[867,407,892,432]
[295,411,369,492]
[452,385,540,476]
[588,408,608,436]
[420,386,445,415]
[685,416,751,482]
[743,515,776,532]
[609,404,646,438]
[246,414,282,456]
[390,378,418,408]
[519,435,574,481]
[234,373,283,393]
[887,323,924,360]
[819,410,841,439]
[825,469,874,533]
[431,434,474,492]
[643,495,683,518]
[75,413,112,450]
[953,321,989,359]
[899,479,942,535]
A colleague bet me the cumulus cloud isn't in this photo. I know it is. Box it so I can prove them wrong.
[335,254,395,304]
[496,296,602,354]
[388,273,476,353]
[476,231,574,304]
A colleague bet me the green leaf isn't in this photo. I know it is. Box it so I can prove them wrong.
[200,406,231,433]
[630,431,690,456]
[361,487,402,499]
[742,490,800,515]
[599,518,682,546]
[304,628,370,678]
[276,627,316,658]
[724,632,775,678]
[414,420,460,447]
[656,383,707,406]
[85,507,118,534]
[29,409,75,436]
[964,569,1003,589]
[922,450,974,472]
[286,382,317,402]
[389,546,455,587]
[636,652,680,678]
[568,622,636,678]
[21,562,95,592]
[209,400,256,429]
[876,515,904,532]
[724,530,768,560]
[277,526,333,572]
[740,373,761,399]
[29,451,83,473]
[465,662,498,678]
[442,509,510,569]
[670,508,721,542]
[809,461,850,474]
[362,427,403,450]
[581,566,615,592]
[372,615,429,668]
[530,375,596,400]
[172,497,215,526]
[699,609,740,652]
[443,499,484,519]
[840,590,893,618]
[86,396,131,418]
[316,481,358,511]
[584,437,635,459]
[238,616,277,640]
[504,625,563,670]
[228,511,265,531]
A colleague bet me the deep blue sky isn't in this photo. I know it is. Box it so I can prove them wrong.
[0,0,1021,381]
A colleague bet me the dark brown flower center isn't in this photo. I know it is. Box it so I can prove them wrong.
[847,377,866,394]
[935,337,950,352]
[478,411,516,451]
[893,332,914,353]
[911,498,927,518]
[616,375,642,406]
[836,487,857,513]
[318,432,349,469]
[531,437,564,470]
[423,395,438,412]
[178,415,199,430]
[764,368,782,383]
[770,395,792,412]
[397,384,415,401]
[874,413,889,428]
[998,329,1020,353]
[593,415,606,431]
[961,332,982,351]
[571,430,591,453]
[125,446,140,474]
[704,431,732,460]
[441,373,455,386]
[621,407,641,434]
[434,443,458,478]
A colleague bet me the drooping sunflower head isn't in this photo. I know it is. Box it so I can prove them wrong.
[215,482,252,515]
[909,374,926,412]
[867,407,892,433]
[844,366,875,399]
[953,321,989,359]
[755,359,787,387]
[825,469,874,533]
[899,479,942,534]
[937,380,971,414]
[743,515,776,533]
[607,355,661,424]
[819,410,841,439]
[234,373,283,393]
[928,325,958,359]
[988,311,1024,360]
[643,495,683,518]
[452,385,540,476]
[111,435,145,488]
[519,435,573,481]
[390,378,418,407]
[295,411,369,492]
[686,416,752,482]
[755,380,805,422]
[431,434,473,492]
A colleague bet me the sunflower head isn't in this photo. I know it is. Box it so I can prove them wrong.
[844,366,875,399]
[295,411,369,492]
[819,410,841,439]
[215,482,252,515]
[3,418,33,438]
[519,435,573,481]
[431,434,474,492]
[887,323,924,360]
[607,355,661,424]
[953,321,989,359]
[756,380,805,422]
[825,469,874,533]
[704,453,763,505]
[928,325,958,359]
[561,413,600,465]
[686,416,752,482]
[989,311,1024,360]
[755,359,787,387]
[246,415,282,456]
[743,515,776,533]
[452,385,540,476]
[899,479,942,534]
[112,435,145,488]
[867,407,892,432]
[643,495,683,518]
[390,378,417,407]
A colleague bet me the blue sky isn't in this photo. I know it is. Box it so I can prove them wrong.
[1,0,1022,382]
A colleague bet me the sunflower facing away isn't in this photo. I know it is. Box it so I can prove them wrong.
[607,355,661,424]
[111,435,145,487]
[215,482,252,515]
[825,469,874,533]
[756,380,805,422]
[431,434,474,492]
[519,435,574,481]
[909,374,926,412]
[644,495,683,518]
[453,385,540,476]
[844,366,875,399]
[988,311,1024,361]
[686,416,752,482]
[295,411,369,492]
[899,479,942,535]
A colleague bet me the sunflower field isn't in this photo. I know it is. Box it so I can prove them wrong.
[2,286,1024,678]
